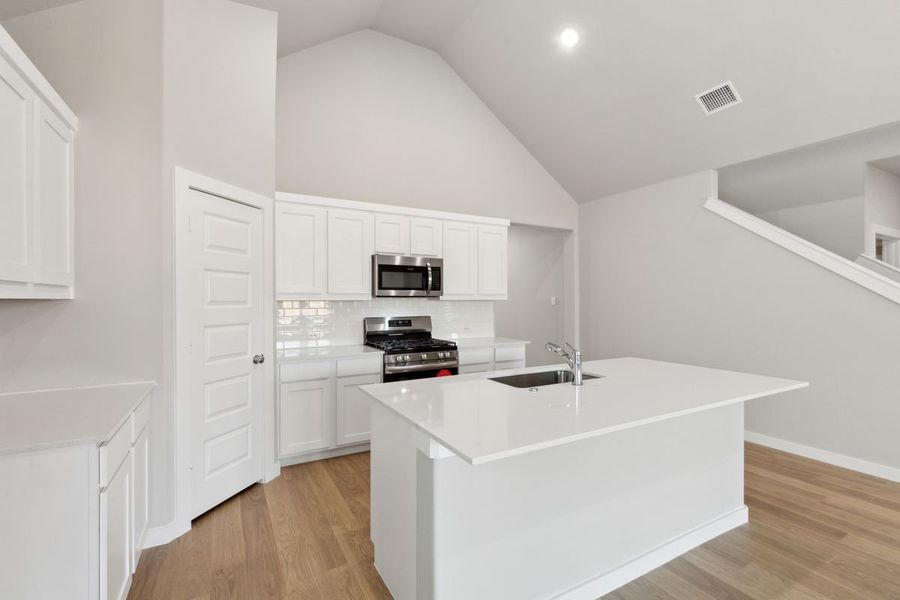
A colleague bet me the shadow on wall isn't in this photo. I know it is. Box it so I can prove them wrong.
[495,224,571,367]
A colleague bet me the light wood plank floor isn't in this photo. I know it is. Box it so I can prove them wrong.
[130,443,900,599]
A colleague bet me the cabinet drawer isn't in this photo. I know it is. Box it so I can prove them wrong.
[99,419,132,487]
[280,361,334,383]
[494,345,526,363]
[336,356,382,378]
[132,396,150,441]
[458,347,493,366]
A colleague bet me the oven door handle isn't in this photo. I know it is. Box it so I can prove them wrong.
[384,359,459,374]
[426,263,433,297]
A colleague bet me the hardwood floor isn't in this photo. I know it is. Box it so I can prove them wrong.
[129,443,900,599]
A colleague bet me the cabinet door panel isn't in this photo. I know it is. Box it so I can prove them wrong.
[327,209,373,295]
[34,103,74,286]
[100,457,131,600]
[410,217,442,256]
[442,222,477,297]
[276,203,326,297]
[477,225,508,298]
[336,373,380,446]
[374,214,409,255]
[0,59,33,283]
[280,380,334,456]
[131,426,149,572]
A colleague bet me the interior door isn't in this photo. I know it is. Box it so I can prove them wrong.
[185,188,264,518]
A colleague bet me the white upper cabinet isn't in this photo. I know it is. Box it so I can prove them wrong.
[274,193,508,300]
[477,225,508,298]
[34,103,74,286]
[327,209,373,296]
[0,54,34,284]
[276,202,326,298]
[374,214,410,255]
[0,25,77,299]
[410,217,442,257]
[442,221,478,298]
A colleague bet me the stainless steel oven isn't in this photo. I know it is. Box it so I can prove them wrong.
[372,255,443,298]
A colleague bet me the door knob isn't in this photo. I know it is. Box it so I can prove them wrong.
[253,354,265,365]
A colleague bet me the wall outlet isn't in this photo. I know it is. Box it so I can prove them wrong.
[307,330,323,340]
[550,296,558,306]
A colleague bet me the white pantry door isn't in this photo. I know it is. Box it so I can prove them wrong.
[185,188,264,518]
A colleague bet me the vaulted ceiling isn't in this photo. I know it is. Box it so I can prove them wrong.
[238,0,900,202]
[9,0,900,202]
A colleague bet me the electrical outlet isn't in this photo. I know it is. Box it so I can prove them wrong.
[307,329,323,340]
[550,296,558,306]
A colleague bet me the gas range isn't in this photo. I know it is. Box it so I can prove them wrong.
[364,316,459,382]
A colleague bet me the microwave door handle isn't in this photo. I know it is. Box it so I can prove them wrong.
[426,263,433,296]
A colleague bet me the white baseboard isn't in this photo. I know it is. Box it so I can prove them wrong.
[142,518,191,549]
[745,430,900,483]
[279,442,370,467]
[552,506,749,600]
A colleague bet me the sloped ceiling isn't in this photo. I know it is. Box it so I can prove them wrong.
[13,0,900,202]
[0,0,82,21]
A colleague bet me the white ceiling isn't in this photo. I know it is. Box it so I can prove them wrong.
[239,0,900,202]
[11,0,900,203]
[236,0,479,57]
[0,0,80,21]
[718,123,900,214]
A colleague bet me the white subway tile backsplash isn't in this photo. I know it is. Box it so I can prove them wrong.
[276,299,494,349]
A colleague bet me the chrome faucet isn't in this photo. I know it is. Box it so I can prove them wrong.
[546,341,583,386]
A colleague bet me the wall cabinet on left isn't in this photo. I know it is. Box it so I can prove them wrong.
[0,25,77,299]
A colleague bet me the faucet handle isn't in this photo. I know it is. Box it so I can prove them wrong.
[564,341,578,355]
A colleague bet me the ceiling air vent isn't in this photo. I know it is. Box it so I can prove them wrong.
[695,81,742,115]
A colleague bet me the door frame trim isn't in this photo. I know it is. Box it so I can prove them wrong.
[171,167,278,538]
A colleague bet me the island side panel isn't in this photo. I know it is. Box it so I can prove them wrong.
[370,401,421,600]
[424,402,746,600]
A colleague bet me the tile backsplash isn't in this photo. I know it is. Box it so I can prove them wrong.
[277,299,495,349]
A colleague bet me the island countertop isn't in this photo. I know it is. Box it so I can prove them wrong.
[361,357,807,465]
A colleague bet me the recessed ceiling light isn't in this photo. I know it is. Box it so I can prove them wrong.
[559,28,579,49]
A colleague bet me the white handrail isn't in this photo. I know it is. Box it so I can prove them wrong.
[703,197,900,307]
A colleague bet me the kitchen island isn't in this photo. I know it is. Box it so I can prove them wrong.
[361,357,807,600]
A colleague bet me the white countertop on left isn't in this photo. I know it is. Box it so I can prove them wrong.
[362,357,807,465]
[0,381,156,456]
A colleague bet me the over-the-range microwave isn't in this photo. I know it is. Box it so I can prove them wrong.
[372,254,443,298]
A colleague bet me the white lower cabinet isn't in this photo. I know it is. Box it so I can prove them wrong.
[0,391,150,600]
[280,378,334,455]
[458,343,527,374]
[100,456,131,600]
[279,355,382,462]
[131,425,150,571]
[336,373,380,446]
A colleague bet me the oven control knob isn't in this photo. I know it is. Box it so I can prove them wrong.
[438,352,445,359]
[421,353,428,360]
[404,355,411,362]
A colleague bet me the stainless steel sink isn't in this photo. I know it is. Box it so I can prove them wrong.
[489,369,601,388]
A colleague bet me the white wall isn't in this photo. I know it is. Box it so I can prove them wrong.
[580,171,900,471]
[1,0,163,390]
[754,196,865,261]
[865,165,900,256]
[2,0,277,530]
[163,0,277,198]
[276,29,578,230]
[495,225,569,366]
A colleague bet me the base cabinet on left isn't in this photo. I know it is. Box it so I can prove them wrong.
[0,392,150,600]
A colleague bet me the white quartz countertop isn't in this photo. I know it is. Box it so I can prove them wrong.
[0,381,155,456]
[277,345,383,362]
[452,337,530,348]
[361,357,807,465]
